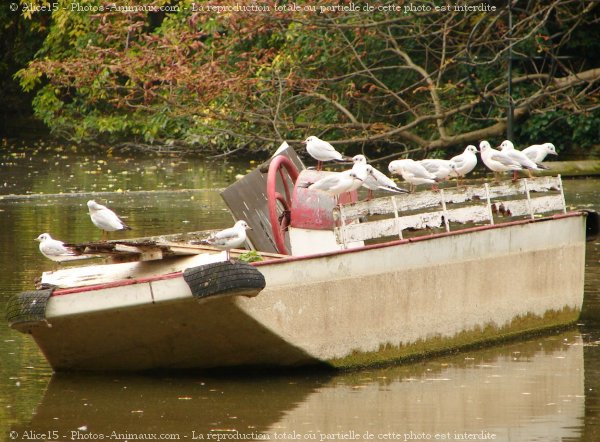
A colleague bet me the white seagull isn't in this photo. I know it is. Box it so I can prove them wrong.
[35,233,76,262]
[352,155,408,198]
[388,159,437,192]
[479,140,522,181]
[204,220,252,260]
[522,142,558,166]
[449,145,478,186]
[418,159,456,189]
[498,140,541,178]
[87,200,132,239]
[307,169,366,203]
[302,136,351,170]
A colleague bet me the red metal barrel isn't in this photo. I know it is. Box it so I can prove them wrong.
[290,169,358,230]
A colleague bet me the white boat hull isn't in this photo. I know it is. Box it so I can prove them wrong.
[10,213,587,371]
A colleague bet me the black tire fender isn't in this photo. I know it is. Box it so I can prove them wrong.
[183,261,266,300]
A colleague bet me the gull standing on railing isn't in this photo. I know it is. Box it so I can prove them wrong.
[448,145,478,186]
[388,159,437,192]
[352,155,408,199]
[522,142,558,167]
[417,158,456,190]
[498,140,542,179]
[479,141,522,181]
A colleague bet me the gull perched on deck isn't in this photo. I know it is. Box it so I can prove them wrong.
[498,140,541,179]
[449,145,478,186]
[388,159,437,192]
[479,141,522,181]
[302,136,351,171]
[522,142,558,166]
[204,220,252,260]
[352,155,408,198]
[87,200,132,240]
[35,233,76,262]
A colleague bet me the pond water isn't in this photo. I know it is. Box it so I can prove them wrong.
[0,143,599,442]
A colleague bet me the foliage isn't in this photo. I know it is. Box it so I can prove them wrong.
[517,109,600,152]
[0,0,50,137]
[237,250,263,263]
[9,0,600,156]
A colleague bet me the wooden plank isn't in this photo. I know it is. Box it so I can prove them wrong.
[446,205,491,224]
[336,212,443,243]
[113,244,164,261]
[338,176,562,218]
[336,205,492,243]
[39,252,228,289]
[335,194,564,245]
[491,195,566,218]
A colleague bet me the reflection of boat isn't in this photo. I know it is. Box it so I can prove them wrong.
[15,331,584,440]
[6,145,598,372]
[264,331,585,441]
[12,371,326,438]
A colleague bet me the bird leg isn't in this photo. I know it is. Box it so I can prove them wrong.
[512,170,519,181]
[101,230,108,241]
[367,189,373,201]
[317,161,322,171]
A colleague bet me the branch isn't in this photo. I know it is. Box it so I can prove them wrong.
[302,92,359,124]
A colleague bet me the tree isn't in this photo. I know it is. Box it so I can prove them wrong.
[16,0,600,156]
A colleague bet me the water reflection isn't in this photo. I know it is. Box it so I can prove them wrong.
[12,331,584,441]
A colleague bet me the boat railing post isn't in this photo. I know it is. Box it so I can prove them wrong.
[484,183,494,225]
[391,196,404,240]
[338,204,348,249]
[558,174,567,214]
[523,178,534,220]
[439,189,450,232]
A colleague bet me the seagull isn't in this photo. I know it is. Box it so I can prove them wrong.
[449,145,478,186]
[479,141,522,181]
[35,233,76,262]
[306,169,365,203]
[87,200,132,240]
[302,136,351,171]
[417,159,456,189]
[204,220,252,260]
[498,140,541,179]
[388,159,437,192]
[352,155,408,199]
[522,142,558,166]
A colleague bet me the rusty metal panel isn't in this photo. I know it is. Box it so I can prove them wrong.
[220,145,305,253]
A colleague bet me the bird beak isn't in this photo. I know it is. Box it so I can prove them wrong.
[550,151,558,155]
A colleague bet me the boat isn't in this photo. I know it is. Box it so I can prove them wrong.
[6,145,599,372]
